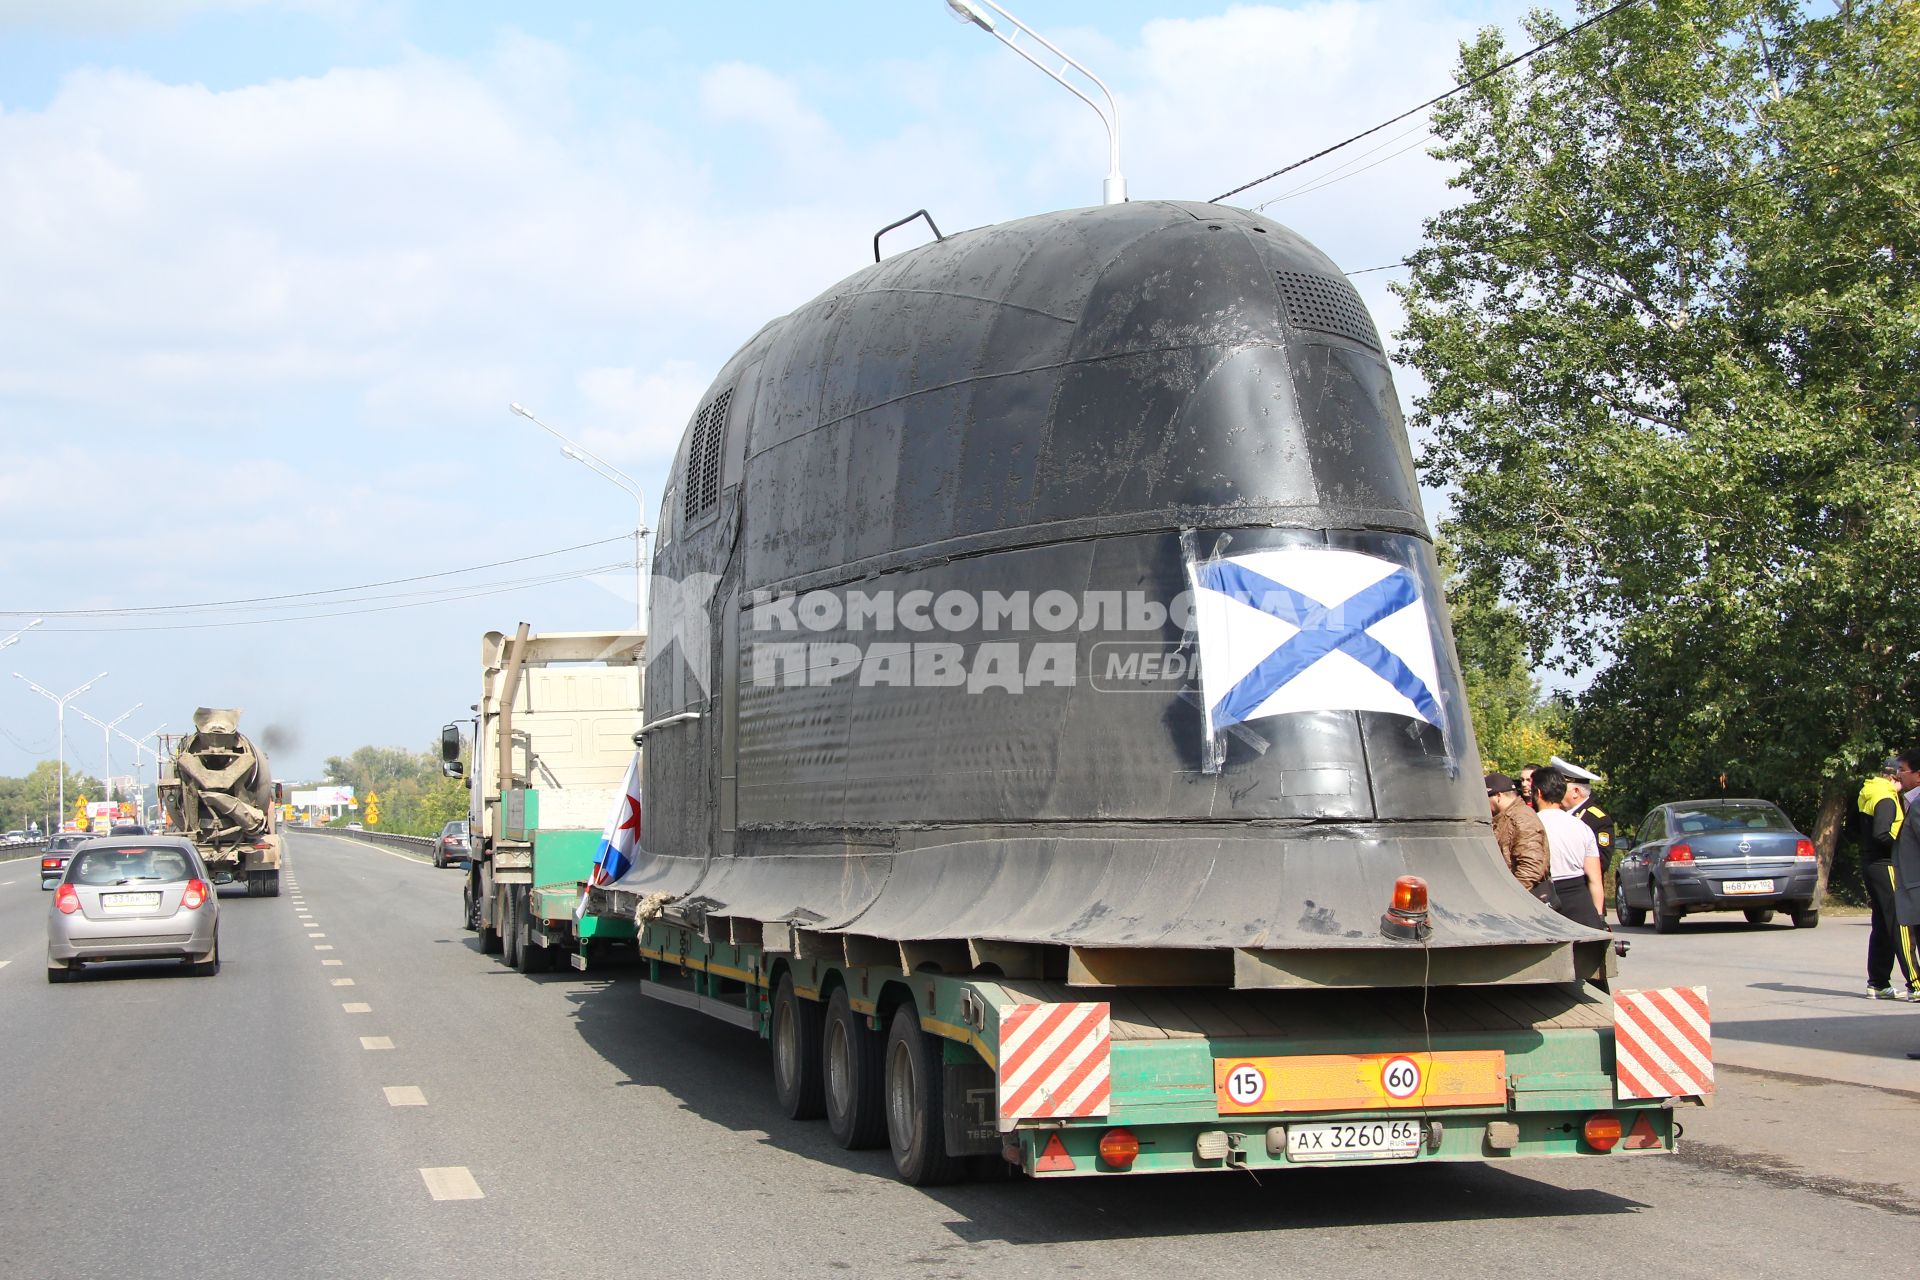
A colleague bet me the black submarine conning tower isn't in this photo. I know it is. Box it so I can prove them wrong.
[619,199,1606,990]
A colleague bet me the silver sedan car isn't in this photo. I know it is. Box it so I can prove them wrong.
[47,838,221,983]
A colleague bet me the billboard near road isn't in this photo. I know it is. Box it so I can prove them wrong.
[291,786,355,806]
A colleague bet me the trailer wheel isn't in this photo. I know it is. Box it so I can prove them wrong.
[823,989,887,1149]
[884,1005,967,1187]
[771,974,825,1121]
[514,912,552,975]
[501,887,523,968]
[462,881,479,932]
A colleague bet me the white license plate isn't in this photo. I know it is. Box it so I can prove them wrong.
[1286,1120,1423,1163]
[101,891,162,909]
[1721,879,1775,895]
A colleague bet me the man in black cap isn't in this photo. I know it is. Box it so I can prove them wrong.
[1552,754,1618,873]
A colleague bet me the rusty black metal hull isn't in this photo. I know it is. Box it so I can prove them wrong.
[616,200,1603,983]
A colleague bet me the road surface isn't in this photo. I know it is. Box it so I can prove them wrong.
[1,831,1916,1279]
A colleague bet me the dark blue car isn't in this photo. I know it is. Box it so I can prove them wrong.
[1615,799,1820,932]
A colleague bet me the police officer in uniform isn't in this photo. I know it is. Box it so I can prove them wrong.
[1551,755,1618,872]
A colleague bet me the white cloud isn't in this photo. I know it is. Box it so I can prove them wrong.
[0,3,1517,778]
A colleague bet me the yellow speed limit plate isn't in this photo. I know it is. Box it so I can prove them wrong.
[1213,1050,1506,1115]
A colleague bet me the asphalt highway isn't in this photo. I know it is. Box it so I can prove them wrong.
[2,833,1918,1279]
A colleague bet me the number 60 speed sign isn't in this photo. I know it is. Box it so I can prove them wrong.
[1212,1050,1506,1114]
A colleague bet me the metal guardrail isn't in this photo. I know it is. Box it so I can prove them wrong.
[292,826,438,855]
[0,837,49,863]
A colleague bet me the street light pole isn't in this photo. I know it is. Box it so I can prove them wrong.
[508,402,650,632]
[943,0,1128,205]
[12,670,108,829]
[1,619,44,652]
[73,702,143,805]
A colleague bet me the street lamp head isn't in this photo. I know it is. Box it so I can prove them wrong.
[945,0,996,31]
[509,402,534,420]
[561,445,581,460]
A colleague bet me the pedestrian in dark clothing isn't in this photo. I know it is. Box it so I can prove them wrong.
[1859,756,1914,999]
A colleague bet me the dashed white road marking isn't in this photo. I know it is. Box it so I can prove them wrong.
[384,1086,427,1107]
[314,944,335,951]
[420,1167,483,1200]
[0,960,10,969]
[308,932,327,938]
[360,1036,394,1050]
[331,978,355,987]
[0,881,14,887]
[342,1002,371,1013]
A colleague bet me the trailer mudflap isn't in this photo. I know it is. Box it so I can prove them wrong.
[943,1059,1000,1157]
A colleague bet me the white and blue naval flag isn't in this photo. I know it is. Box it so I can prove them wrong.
[1192,546,1443,733]
[589,750,644,889]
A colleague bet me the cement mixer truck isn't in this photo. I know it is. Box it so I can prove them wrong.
[159,708,283,897]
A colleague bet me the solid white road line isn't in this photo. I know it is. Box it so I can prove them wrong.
[420,1167,483,1200]
[360,1036,394,1050]
[342,1002,371,1013]
[384,1086,427,1107]
[331,978,355,987]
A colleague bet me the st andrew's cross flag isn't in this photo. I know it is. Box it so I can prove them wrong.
[1191,546,1444,734]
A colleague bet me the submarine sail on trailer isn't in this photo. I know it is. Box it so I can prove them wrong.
[609,199,1607,989]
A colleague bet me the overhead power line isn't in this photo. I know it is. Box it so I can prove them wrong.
[1209,0,1648,205]
[35,561,631,634]
[0,533,634,619]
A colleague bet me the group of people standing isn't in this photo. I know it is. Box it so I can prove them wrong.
[1485,757,1615,931]
[1859,749,1920,1006]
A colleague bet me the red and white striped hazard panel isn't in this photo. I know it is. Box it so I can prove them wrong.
[996,1001,1111,1128]
[1614,986,1713,1100]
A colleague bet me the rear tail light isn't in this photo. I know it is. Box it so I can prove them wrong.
[56,884,81,915]
[252,841,272,851]
[42,858,59,870]
[1583,1113,1623,1152]
[182,879,209,910]
[1794,839,1816,860]
[1665,843,1694,864]
[1098,1128,1140,1169]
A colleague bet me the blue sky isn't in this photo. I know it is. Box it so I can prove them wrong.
[0,0,1534,790]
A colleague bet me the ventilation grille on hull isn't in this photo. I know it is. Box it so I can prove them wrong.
[1275,271,1382,350]
[682,388,732,525]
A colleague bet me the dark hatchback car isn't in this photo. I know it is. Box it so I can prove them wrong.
[1615,799,1820,932]
[39,832,94,889]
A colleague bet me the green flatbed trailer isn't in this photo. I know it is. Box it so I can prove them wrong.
[499,827,637,972]
[614,910,1704,1182]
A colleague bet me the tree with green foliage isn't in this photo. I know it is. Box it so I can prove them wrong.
[1399,0,1920,894]
[0,762,106,833]
[321,741,469,837]
[1442,545,1572,771]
